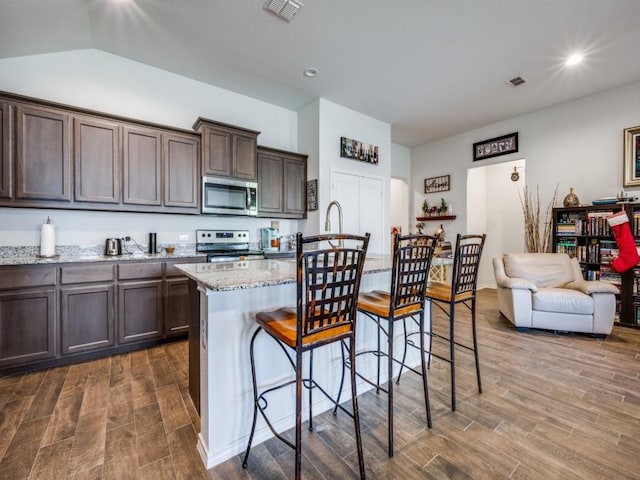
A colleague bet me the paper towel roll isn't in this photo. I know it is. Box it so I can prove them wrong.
[40,221,56,257]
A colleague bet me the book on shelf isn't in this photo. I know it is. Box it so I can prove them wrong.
[586,210,613,236]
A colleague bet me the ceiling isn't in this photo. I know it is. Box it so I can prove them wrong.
[2,0,640,146]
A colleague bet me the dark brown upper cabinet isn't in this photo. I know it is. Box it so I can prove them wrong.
[257,146,307,219]
[74,116,120,204]
[194,118,259,181]
[15,103,71,202]
[163,132,199,209]
[0,102,12,199]
[123,125,162,207]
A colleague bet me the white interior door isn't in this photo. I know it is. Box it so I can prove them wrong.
[331,171,384,254]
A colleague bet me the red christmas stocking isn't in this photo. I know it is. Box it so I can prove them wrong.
[607,210,639,273]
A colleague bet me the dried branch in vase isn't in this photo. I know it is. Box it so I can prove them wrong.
[519,185,558,253]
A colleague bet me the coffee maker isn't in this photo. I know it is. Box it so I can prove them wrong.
[260,227,279,252]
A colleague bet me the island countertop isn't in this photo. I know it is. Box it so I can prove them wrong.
[175,254,394,291]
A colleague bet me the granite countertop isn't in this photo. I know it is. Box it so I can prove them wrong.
[0,245,206,266]
[176,254,393,292]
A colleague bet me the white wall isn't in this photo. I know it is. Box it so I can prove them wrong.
[412,79,640,253]
[299,98,391,251]
[0,49,301,246]
[297,100,320,236]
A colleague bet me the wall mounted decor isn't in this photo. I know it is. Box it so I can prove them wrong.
[306,179,318,211]
[473,132,518,161]
[424,175,450,193]
[340,136,379,164]
[623,125,640,187]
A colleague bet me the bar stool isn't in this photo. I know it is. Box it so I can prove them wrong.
[242,232,370,480]
[403,233,485,412]
[338,233,436,457]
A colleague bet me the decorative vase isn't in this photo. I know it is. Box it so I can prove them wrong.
[563,187,580,207]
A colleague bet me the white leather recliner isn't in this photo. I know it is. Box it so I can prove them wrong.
[492,253,619,336]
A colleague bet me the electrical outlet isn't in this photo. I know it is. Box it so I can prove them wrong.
[179,234,188,242]
[270,221,279,230]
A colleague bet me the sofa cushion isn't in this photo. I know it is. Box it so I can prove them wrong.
[532,288,593,315]
[503,253,575,288]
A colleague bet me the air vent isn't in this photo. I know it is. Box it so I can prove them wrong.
[507,76,527,87]
[264,0,303,22]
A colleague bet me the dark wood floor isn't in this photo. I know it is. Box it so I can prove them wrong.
[2,289,640,479]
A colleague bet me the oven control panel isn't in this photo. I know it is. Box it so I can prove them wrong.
[196,229,250,244]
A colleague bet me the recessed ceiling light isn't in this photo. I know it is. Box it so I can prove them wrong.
[303,67,319,78]
[566,53,584,66]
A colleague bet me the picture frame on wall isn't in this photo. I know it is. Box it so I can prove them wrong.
[340,136,379,164]
[306,179,318,211]
[473,132,518,161]
[623,125,640,187]
[424,175,450,193]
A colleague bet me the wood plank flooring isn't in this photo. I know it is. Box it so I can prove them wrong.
[2,288,640,479]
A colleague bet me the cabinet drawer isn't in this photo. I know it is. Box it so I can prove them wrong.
[61,263,115,284]
[118,262,163,280]
[165,258,204,277]
[0,266,56,290]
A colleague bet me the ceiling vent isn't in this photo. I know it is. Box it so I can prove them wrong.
[264,0,303,22]
[507,76,527,87]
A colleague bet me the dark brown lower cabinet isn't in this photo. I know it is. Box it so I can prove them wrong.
[60,284,115,354]
[0,289,56,367]
[165,278,190,336]
[118,280,163,344]
[0,257,204,373]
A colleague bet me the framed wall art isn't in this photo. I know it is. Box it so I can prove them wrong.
[473,132,518,161]
[623,125,640,187]
[306,179,318,211]
[340,136,379,164]
[424,175,450,193]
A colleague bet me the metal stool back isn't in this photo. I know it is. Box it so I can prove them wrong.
[242,232,370,480]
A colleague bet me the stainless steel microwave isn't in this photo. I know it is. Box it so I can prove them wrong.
[202,176,258,216]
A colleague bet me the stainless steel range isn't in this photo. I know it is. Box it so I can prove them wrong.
[196,229,264,262]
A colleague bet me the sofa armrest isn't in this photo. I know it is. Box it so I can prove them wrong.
[492,257,538,292]
[565,280,619,295]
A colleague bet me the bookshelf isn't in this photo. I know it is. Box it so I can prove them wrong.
[553,204,639,328]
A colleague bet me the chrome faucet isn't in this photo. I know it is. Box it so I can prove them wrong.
[325,200,343,247]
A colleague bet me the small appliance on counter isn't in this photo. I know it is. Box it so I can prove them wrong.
[105,238,122,256]
[260,227,279,252]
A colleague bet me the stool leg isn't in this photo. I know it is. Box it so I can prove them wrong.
[428,300,434,369]
[376,316,382,393]
[449,302,456,412]
[333,341,347,416]
[396,318,409,384]
[242,328,262,469]
[295,348,303,480]
[349,335,366,479]
[387,316,394,457]
[471,298,482,394]
[419,312,432,428]
[308,350,314,431]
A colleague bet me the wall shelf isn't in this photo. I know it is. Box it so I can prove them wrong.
[416,215,456,221]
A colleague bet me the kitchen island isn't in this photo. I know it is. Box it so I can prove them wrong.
[176,255,430,469]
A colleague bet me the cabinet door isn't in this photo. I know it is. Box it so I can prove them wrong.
[0,289,56,367]
[123,125,162,206]
[15,104,71,201]
[233,133,257,180]
[74,116,120,204]
[60,284,114,354]
[118,280,163,343]
[165,278,190,336]
[163,132,199,209]
[283,156,306,216]
[0,102,12,199]
[202,127,232,177]
[257,151,283,214]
